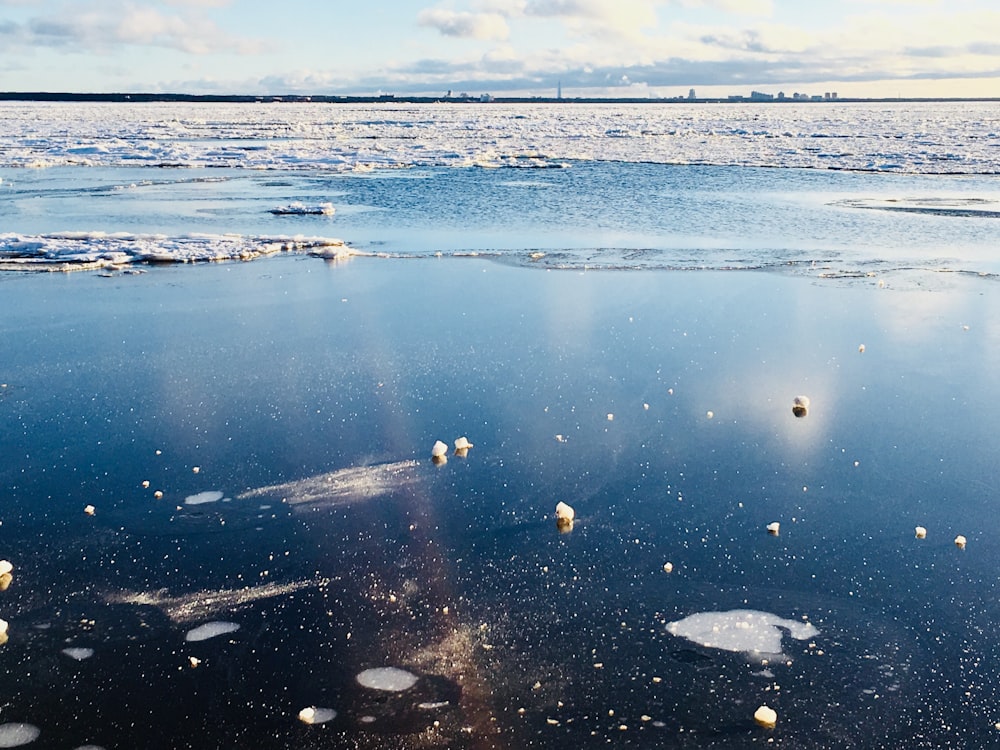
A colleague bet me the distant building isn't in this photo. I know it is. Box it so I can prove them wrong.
[750,91,774,101]
[480,93,494,102]
[688,88,696,100]
[777,91,786,100]
[557,81,562,99]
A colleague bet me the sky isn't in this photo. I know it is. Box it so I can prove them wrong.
[1,0,1000,98]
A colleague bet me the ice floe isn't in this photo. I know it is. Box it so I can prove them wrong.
[2,101,998,175]
[666,609,819,656]
[184,621,240,642]
[0,723,40,747]
[270,202,335,216]
[0,232,356,271]
[356,667,419,692]
[184,490,225,506]
[61,647,95,661]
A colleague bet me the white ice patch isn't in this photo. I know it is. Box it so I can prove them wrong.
[356,667,419,692]
[0,723,40,748]
[184,621,240,642]
[61,647,95,661]
[666,609,819,656]
[238,461,422,509]
[184,490,225,506]
[3,100,995,174]
[0,232,355,271]
[270,202,335,216]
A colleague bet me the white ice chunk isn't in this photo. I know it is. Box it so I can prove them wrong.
[185,621,240,642]
[61,647,95,661]
[184,490,225,506]
[0,560,12,576]
[0,723,41,747]
[298,706,336,724]
[356,667,419,692]
[269,202,335,216]
[666,609,818,656]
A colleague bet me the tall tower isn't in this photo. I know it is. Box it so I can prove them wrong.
[557,81,562,100]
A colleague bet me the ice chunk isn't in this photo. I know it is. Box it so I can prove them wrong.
[184,490,224,506]
[792,395,810,417]
[184,621,240,642]
[454,436,473,451]
[269,202,335,216]
[766,522,780,535]
[431,440,449,458]
[298,706,336,724]
[0,723,40,747]
[754,705,778,728]
[915,526,927,539]
[0,561,12,576]
[61,647,95,661]
[955,535,967,549]
[356,667,419,692]
[666,609,819,656]
[0,618,7,635]
[555,502,575,522]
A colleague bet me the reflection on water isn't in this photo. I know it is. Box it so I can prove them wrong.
[2,257,1000,747]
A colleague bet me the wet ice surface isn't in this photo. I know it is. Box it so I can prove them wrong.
[3,258,1000,748]
[3,102,1000,747]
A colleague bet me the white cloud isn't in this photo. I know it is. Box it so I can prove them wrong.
[418,9,510,39]
[678,0,773,13]
[3,2,267,55]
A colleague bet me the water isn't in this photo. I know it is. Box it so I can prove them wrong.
[2,102,1000,748]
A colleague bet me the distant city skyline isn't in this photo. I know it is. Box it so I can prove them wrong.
[2,1,999,99]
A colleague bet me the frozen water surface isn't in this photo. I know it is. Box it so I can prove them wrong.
[3,101,1000,748]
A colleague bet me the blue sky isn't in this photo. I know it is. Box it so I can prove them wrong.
[2,0,999,97]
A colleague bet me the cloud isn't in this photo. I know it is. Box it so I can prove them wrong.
[3,1,267,55]
[418,9,510,40]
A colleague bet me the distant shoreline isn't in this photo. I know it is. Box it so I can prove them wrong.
[2,91,999,105]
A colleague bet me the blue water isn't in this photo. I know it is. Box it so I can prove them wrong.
[3,161,999,282]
